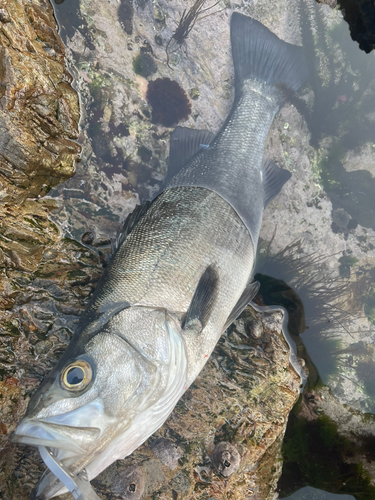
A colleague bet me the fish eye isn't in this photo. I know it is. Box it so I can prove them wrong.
[60,360,93,392]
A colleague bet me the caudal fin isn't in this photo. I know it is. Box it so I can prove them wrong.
[230,13,308,98]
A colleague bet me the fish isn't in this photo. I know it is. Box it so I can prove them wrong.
[10,12,308,500]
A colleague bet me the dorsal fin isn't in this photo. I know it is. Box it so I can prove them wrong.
[84,301,131,336]
[262,160,291,207]
[183,265,219,334]
[111,200,152,255]
[223,280,260,331]
[166,126,215,182]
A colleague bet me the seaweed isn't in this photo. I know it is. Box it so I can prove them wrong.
[166,0,221,67]
[279,412,375,499]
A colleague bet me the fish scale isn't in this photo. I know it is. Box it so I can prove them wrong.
[96,187,253,320]
[167,81,283,249]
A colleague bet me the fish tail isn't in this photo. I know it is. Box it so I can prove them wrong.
[230,13,308,99]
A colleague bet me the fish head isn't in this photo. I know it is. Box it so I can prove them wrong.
[10,307,187,498]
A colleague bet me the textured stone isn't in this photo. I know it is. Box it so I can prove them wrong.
[0,0,80,204]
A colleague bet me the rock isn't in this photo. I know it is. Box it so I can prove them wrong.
[0,0,80,204]
[337,0,375,53]
[0,0,86,400]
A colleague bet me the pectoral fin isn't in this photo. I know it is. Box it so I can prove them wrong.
[223,281,260,330]
[182,265,219,334]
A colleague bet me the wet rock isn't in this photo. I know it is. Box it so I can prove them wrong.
[150,438,182,470]
[111,465,145,499]
[0,0,80,204]
[0,1,84,426]
[211,442,241,478]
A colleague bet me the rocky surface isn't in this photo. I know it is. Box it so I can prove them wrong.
[0,0,84,344]
[0,0,81,203]
[0,1,103,497]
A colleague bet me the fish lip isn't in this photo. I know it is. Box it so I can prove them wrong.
[10,417,99,453]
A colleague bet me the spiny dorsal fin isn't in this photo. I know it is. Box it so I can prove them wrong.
[223,280,260,331]
[111,200,152,255]
[84,301,131,336]
[183,265,219,334]
[166,126,215,183]
[262,160,292,207]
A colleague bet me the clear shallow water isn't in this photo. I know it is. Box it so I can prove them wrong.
[48,0,375,498]
[281,486,355,500]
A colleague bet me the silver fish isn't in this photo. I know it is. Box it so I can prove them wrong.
[10,13,308,500]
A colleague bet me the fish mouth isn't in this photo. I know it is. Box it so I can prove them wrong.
[10,418,103,499]
[10,417,101,454]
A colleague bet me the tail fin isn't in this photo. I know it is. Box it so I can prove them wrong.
[230,13,308,98]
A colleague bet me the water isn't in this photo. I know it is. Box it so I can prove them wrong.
[40,0,375,497]
[281,486,356,500]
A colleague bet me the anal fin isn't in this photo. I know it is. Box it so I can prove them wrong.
[224,281,260,330]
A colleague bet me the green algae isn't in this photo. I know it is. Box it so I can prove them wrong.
[279,412,375,500]
[364,290,375,325]
[338,256,359,278]
[133,52,157,78]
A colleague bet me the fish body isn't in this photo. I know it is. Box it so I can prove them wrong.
[10,13,308,500]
